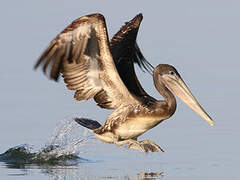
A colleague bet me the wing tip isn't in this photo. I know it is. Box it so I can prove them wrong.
[34,57,60,82]
[33,61,40,70]
[34,54,46,70]
[131,13,143,28]
[136,13,143,20]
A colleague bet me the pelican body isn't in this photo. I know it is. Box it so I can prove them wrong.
[35,13,214,152]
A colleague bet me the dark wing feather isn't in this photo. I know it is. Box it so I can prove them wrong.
[35,13,139,109]
[110,14,154,73]
[110,14,156,102]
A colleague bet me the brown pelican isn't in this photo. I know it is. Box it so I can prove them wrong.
[34,13,214,152]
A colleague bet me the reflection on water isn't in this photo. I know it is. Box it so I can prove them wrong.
[43,167,163,180]
[133,172,164,180]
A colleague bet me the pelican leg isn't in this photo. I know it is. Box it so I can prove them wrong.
[139,140,164,152]
[114,139,148,152]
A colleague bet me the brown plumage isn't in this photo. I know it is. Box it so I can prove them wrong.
[35,13,214,153]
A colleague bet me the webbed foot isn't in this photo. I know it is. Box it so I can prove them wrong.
[139,140,164,152]
[115,139,164,153]
[127,141,149,152]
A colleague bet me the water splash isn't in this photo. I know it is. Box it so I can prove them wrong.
[0,118,97,167]
[42,118,97,157]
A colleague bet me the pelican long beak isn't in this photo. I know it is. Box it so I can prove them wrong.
[163,75,214,126]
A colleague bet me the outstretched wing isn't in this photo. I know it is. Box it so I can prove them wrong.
[35,13,139,109]
[110,13,155,102]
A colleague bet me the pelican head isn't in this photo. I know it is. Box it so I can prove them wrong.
[154,64,214,126]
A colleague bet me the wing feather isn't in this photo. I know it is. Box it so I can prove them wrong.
[110,14,156,103]
[35,13,139,109]
[43,46,58,73]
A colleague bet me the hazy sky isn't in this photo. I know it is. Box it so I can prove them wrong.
[0,0,239,152]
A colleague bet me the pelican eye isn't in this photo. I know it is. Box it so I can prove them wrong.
[169,71,175,76]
